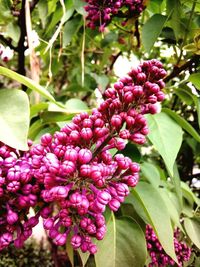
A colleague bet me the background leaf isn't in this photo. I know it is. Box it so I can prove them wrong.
[0,67,64,107]
[38,0,48,28]
[162,108,200,143]
[142,14,167,53]
[166,0,182,41]
[94,214,147,267]
[131,182,178,262]
[189,73,200,90]
[73,0,86,15]
[146,112,183,176]
[63,16,82,47]
[0,89,29,150]
[141,162,160,187]
[78,250,90,267]
[184,218,200,249]
[65,98,89,111]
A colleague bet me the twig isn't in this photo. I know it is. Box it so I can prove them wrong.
[188,173,200,179]
[81,17,86,87]
[105,51,122,75]
[134,19,140,48]
[0,35,18,51]
[177,0,197,64]
[48,237,60,267]
[30,0,40,12]
[25,0,40,103]
[163,55,200,83]
[44,0,66,54]
[17,0,26,90]
[113,23,133,34]
[92,134,113,159]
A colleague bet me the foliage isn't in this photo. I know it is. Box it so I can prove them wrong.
[0,239,53,267]
[0,0,200,266]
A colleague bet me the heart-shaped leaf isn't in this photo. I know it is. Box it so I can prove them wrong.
[0,89,29,150]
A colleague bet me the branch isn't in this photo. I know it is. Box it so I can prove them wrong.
[105,51,122,75]
[30,0,40,12]
[134,19,140,48]
[17,0,26,77]
[163,55,200,83]
[48,237,60,267]
[188,173,200,179]
[25,0,40,103]
[92,135,113,159]
[0,35,18,51]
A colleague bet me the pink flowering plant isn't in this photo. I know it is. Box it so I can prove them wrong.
[0,0,199,266]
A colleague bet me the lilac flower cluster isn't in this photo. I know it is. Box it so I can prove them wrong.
[28,59,166,253]
[85,0,145,31]
[146,225,191,267]
[0,141,41,250]
[0,59,166,253]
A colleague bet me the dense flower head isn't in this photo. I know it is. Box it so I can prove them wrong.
[0,59,166,253]
[85,0,145,31]
[146,225,191,267]
[29,131,140,253]
[0,142,41,250]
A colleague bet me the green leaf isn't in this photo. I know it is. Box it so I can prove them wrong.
[65,83,92,92]
[78,250,90,267]
[66,234,74,267]
[46,1,74,34]
[28,119,47,140]
[0,89,29,150]
[65,98,88,111]
[193,95,200,129]
[38,0,48,28]
[142,14,167,53]
[166,0,182,41]
[120,203,146,229]
[73,0,86,15]
[174,88,193,105]
[30,102,49,119]
[121,142,141,163]
[162,108,200,143]
[146,112,183,176]
[92,74,109,90]
[0,67,58,104]
[125,190,150,224]
[6,22,20,43]
[171,163,183,209]
[147,0,165,14]
[63,16,82,47]
[141,162,160,187]
[189,73,200,91]
[95,214,147,267]
[46,5,62,34]
[158,187,183,230]
[181,182,200,206]
[132,182,178,262]
[48,102,67,112]
[184,218,200,249]
[0,0,12,21]
[195,257,200,267]
[40,111,74,123]
[184,43,197,52]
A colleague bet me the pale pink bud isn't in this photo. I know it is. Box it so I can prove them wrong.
[78,149,92,164]
[54,233,67,246]
[108,199,120,211]
[7,209,18,225]
[71,235,82,249]
[81,128,93,141]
